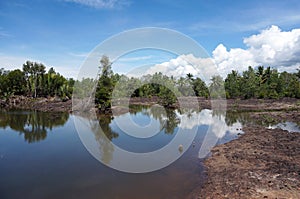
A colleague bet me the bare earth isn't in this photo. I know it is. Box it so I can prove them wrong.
[191,125,300,199]
[1,96,299,113]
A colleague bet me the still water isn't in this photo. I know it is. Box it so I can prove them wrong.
[1,106,295,199]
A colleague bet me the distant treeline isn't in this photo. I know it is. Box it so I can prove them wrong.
[79,56,300,110]
[1,57,300,109]
[0,61,74,100]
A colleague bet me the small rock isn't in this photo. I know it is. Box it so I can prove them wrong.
[178,144,183,153]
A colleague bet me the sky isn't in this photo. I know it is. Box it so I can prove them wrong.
[1,0,300,78]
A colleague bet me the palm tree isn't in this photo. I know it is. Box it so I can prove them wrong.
[186,73,194,81]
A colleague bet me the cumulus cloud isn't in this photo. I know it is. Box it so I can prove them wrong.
[64,0,130,9]
[212,44,258,77]
[244,25,300,68]
[146,54,216,82]
[176,109,242,138]
[145,25,300,78]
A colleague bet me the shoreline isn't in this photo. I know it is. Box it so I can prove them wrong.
[1,96,299,113]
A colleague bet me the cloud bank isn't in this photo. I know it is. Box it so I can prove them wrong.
[145,25,300,78]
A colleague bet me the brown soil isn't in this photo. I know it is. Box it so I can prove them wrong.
[192,125,300,199]
[1,96,299,113]
[0,96,72,112]
[225,98,300,111]
[250,111,300,125]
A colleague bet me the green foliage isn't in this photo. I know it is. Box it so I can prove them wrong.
[225,70,241,98]
[0,61,74,100]
[209,75,226,98]
[23,61,46,98]
[224,66,300,99]
[7,69,26,95]
[1,57,300,108]
[192,77,209,98]
[95,55,114,111]
[158,86,177,107]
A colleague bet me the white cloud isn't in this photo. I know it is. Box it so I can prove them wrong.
[144,25,300,79]
[176,109,242,138]
[145,54,216,82]
[212,44,258,77]
[64,0,130,9]
[244,25,300,67]
[214,25,300,75]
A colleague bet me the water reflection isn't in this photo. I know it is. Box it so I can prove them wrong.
[0,111,69,143]
[75,106,245,172]
[224,111,300,132]
[268,122,300,132]
[91,115,118,165]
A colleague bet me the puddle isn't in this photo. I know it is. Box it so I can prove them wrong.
[267,122,300,132]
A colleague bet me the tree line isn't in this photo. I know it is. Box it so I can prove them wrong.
[1,57,300,109]
[92,56,300,110]
[225,66,300,99]
[0,61,74,100]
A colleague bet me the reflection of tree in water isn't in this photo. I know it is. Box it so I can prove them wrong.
[0,111,69,143]
[98,115,119,140]
[225,111,276,126]
[128,104,144,115]
[147,105,180,134]
[89,114,119,165]
[164,109,180,134]
[225,111,250,126]
[212,109,226,119]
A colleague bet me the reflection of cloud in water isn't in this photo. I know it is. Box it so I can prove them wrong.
[74,108,245,171]
[176,109,242,138]
[268,122,300,133]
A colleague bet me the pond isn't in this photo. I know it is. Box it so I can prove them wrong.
[0,106,297,199]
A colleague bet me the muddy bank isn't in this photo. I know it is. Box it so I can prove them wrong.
[193,125,300,199]
[225,98,300,112]
[0,96,72,112]
[1,96,299,112]
[127,97,300,112]
[250,111,300,126]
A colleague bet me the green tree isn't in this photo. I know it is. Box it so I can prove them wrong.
[225,70,241,98]
[95,55,114,111]
[192,77,209,98]
[209,75,225,98]
[6,69,26,95]
[0,68,9,98]
[158,85,177,107]
[241,66,258,99]
[22,61,46,97]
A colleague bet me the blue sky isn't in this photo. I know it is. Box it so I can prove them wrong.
[1,0,300,78]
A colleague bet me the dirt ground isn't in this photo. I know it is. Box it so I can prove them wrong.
[1,96,299,113]
[0,96,72,112]
[191,125,300,199]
